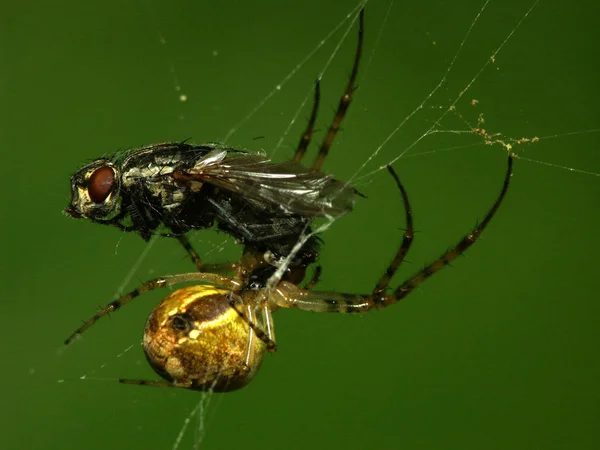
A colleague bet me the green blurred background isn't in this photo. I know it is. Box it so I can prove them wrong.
[2,0,599,449]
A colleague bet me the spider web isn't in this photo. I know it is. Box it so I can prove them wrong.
[61,0,599,449]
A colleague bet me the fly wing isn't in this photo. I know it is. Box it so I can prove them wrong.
[187,149,356,217]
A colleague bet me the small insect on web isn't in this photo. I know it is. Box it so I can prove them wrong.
[62,9,514,392]
[63,9,366,292]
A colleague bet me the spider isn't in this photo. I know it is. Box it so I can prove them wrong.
[67,155,513,392]
[63,7,514,391]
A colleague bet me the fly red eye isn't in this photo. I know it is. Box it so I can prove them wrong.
[88,166,115,203]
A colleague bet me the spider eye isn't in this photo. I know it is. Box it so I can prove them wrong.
[171,314,192,331]
[88,166,115,203]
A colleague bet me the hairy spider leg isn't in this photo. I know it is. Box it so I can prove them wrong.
[311,8,364,171]
[229,292,277,351]
[64,272,241,345]
[372,166,414,294]
[119,379,193,389]
[177,234,203,270]
[177,228,242,275]
[293,80,321,163]
[304,265,322,289]
[269,155,514,313]
[292,9,364,167]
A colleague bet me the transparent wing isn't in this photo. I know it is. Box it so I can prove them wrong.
[186,149,356,217]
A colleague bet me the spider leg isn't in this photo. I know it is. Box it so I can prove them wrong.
[260,300,276,348]
[119,376,240,391]
[311,8,364,171]
[176,234,203,270]
[201,262,239,274]
[293,80,321,163]
[120,362,255,391]
[243,303,264,368]
[270,154,513,313]
[119,379,193,389]
[173,234,237,273]
[372,165,414,295]
[64,272,240,345]
[229,292,277,352]
[304,265,322,289]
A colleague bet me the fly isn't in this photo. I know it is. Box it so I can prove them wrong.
[65,142,358,284]
[64,9,365,288]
